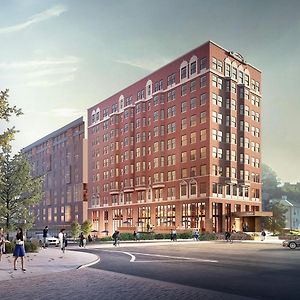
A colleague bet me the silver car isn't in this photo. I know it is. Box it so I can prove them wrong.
[282,238,300,249]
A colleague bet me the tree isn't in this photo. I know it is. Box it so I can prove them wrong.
[70,220,81,240]
[0,89,22,152]
[262,164,282,210]
[0,147,43,238]
[81,220,93,237]
[263,202,288,234]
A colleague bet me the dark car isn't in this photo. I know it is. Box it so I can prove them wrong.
[282,238,300,249]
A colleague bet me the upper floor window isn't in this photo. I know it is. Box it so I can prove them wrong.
[181,66,187,80]
[190,61,196,75]
[167,73,176,86]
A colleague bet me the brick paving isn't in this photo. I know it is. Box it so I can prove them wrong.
[0,267,255,300]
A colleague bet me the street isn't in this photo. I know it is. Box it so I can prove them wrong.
[83,241,300,300]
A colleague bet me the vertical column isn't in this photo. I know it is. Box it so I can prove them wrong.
[205,200,213,232]
[175,202,182,229]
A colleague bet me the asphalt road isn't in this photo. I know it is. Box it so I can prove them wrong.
[80,242,300,300]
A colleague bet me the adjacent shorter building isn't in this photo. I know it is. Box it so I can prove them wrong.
[275,196,300,230]
[88,40,268,235]
[22,117,88,232]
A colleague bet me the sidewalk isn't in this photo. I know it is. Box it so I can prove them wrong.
[66,236,283,251]
[0,247,99,281]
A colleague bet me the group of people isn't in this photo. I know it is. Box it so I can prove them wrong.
[79,232,93,247]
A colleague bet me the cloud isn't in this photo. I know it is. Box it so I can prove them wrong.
[0,56,79,70]
[24,74,75,87]
[23,108,83,118]
[114,57,170,72]
[0,4,67,34]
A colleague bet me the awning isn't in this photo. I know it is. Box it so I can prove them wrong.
[231,211,273,218]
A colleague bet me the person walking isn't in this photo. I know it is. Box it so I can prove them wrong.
[194,229,199,241]
[0,228,6,262]
[79,232,84,247]
[133,230,137,241]
[13,228,26,271]
[58,229,67,253]
[225,231,233,243]
[172,229,177,241]
[112,230,118,246]
[261,229,266,241]
[42,226,48,248]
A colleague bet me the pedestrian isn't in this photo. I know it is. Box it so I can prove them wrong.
[172,229,177,241]
[170,229,173,241]
[225,231,233,243]
[194,229,199,241]
[58,229,67,253]
[231,223,236,233]
[147,223,150,232]
[0,228,6,262]
[42,226,48,248]
[261,229,266,241]
[79,232,84,247]
[133,230,137,241]
[136,232,140,242]
[13,227,26,271]
[88,234,93,243]
[112,230,119,246]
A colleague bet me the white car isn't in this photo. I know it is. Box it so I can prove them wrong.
[30,234,59,246]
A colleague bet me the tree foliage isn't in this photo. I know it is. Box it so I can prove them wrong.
[0,89,22,152]
[70,220,81,239]
[263,202,288,234]
[81,220,93,236]
[0,147,43,236]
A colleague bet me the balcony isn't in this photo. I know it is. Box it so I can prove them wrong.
[135,184,147,191]
[124,186,134,193]
[152,182,165,189]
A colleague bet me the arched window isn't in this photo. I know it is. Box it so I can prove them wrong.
[91,110,96,124]
[190,179,197,197]
[119,95,124,111]
[146,80,152,100]
[180,60,188,81]
[189,55,198,77]
[180,181,188,198]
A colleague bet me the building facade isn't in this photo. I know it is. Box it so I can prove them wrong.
[23,117,88,231]
[88,41,263,234]
[276,196,300,230]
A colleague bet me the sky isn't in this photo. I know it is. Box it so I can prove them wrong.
[0,0,299,183]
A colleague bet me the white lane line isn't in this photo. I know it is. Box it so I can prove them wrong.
[129,252,218,263]
[102,250,136,262]
[77,257,101,269]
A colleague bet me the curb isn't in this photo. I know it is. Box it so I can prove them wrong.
[77,256,101,269]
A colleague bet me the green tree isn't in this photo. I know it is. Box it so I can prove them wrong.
[0,147,43,238]
[262,164,282,209]
[81,220,93,237]
[263,202,288,234]
[70,220,81,240]
[0,89,22,151]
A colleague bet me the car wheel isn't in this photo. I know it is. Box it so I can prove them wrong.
[289,242,297,249]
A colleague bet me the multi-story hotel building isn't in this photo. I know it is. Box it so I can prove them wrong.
[88,41,266,234]
[23,117,88,231]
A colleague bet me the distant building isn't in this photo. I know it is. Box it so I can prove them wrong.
[276,196,300,230]
[88,40,270,235]
[22,117,88,231]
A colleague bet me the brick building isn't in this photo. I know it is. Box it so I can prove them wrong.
[22,117,88,231]
[88,41,267,235]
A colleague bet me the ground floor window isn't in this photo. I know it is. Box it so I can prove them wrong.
[212,202,222,232]
[156,205,175,227]
[113,209,123,230]
[182,202,205,231]
[138,206,151,231]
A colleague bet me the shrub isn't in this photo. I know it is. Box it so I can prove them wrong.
[177,232,193,239]
[199,233,217,241]
[4,240,39,253]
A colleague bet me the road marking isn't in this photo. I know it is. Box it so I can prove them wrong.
[129,252,218,263]
[77,256,101,269]
[102,250,136,262]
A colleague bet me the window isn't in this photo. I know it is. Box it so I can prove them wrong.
[232,67,237,80]
[190,97,196,109]
[181,118,187,129]
[190,61,196,75]
[181,168,188,178]
[200,111,206,123]
[181,135,187,146]
[181,152,187,163]
[190,115,196,127]
[200,57,207,70]
[167,73,176,86]
[212,57,217,69]
[225,63,231,77]
[218,78,223,89]
[167,106,176,118]
[200,147,206,159]
[190,80,196,92]
[200,129,206,141]
[190,132,196,144]
[181,66,187,79]
[245,74,249,86]
[190,181,197,196]
[200,75,207,88]
[217,60,223,73]
[212,75,217,87]
[200,93,207,106]
[190,149,196,161]
[181,101,187,113]
[239,71,243,84]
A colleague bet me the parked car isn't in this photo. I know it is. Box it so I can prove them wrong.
[282,238,300,249]
[30,234,59,247]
